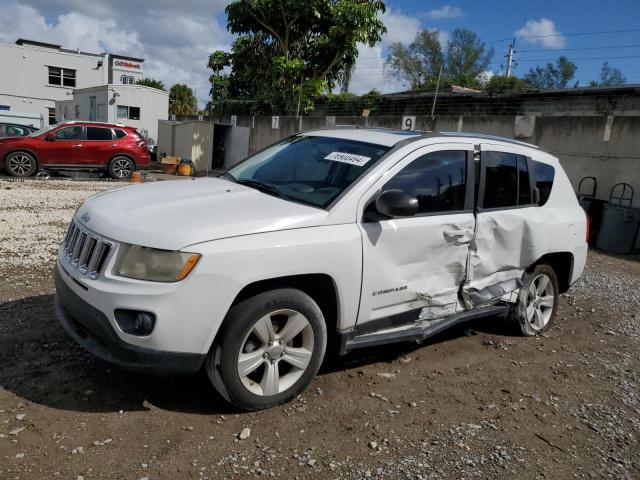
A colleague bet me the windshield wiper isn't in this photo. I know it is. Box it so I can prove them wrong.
[237,179,282,197]
[216,170,237,182]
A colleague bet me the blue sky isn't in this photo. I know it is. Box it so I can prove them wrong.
[0,0,638,105]
[367,0,640,88]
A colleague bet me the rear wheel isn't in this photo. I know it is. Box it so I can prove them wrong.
[5,151,37,177]
[206,289,327,411]
[108,156,134,179]
[510,264,559,335]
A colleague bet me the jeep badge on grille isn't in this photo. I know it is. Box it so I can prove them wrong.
[80,212,90,223]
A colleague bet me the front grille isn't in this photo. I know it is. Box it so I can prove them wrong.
[62,221,112,279]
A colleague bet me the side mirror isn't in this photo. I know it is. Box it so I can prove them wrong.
[44,135,55,142]
[375,189,419,218]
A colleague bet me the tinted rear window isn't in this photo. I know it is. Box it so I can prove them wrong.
[86,127,114,141]
[531,160,555,206]
[115,129,127,139]
[481,152,532,209]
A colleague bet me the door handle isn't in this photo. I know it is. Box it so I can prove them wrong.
[110,144,117,147]
[443,229,471,237]
[443,229,473,243]
[72,144,83,148]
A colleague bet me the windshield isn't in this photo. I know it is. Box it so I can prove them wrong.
[228,135,390,209]
[28,124,58,137]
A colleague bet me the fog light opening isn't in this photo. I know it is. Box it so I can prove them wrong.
[134,312,155,335]
[114,309,156,336]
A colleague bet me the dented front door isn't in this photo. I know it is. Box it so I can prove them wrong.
[356,144,475,333]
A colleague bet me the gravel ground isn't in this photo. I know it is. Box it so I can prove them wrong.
[0,178,120,269]
[0,179,638,480]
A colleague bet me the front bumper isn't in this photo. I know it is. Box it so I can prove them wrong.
[54,267,205,375]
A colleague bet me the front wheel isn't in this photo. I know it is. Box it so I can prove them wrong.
[206,289,327,411]
[108,156,134,179]
[5,151,37,177]
[510,264,559,335]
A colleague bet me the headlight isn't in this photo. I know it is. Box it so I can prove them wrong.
[113,244,200,282]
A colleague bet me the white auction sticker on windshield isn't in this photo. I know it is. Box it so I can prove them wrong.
[325,151,372,166]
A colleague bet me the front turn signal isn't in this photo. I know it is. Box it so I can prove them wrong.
[176,254,201,281]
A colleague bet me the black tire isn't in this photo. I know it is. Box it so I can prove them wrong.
[206,289,327,411]
[510,264,559,336]
[5,151,37,177]
[108,156,134,179]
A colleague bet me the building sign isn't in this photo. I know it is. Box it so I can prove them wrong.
[114,60,142,70]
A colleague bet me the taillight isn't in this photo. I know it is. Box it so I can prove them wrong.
[585,210,590,243]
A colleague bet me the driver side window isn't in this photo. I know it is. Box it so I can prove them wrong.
[382,150,468,215]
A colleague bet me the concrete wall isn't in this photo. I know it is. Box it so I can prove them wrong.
[219,114,640,209]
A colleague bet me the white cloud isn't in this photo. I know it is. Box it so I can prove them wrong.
[350,9,421,94]
[425,5,463,20]
[516,18,566,49]
[0,2,233,107]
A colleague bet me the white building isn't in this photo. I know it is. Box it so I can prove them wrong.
[56,84,168,144]
[0,38,146,127]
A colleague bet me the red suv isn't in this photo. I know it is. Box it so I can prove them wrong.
[0,121,150,179]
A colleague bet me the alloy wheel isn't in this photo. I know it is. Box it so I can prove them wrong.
[8,154,33,175]
[237,309,314,396]
[525,273,555,331]
[112,158,132,178]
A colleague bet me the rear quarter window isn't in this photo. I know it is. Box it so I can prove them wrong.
[114,129,127,139]
[531,160,555,206]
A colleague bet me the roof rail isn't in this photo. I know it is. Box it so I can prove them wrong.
[439,131,539,149]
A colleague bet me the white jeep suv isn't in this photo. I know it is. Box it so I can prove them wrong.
[55,128,588,410]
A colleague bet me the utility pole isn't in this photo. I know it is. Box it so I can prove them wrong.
[296,78,303,119]
[506,39,516,77]
[431,63,443,117]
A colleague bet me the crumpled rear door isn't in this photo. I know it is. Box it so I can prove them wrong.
[465,143,541,304]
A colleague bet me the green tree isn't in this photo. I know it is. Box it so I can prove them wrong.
[386,28,492,90]
[595,62,626,86]
[208,51,231,104]
[136,77,166,91]
[221,0,387,113]
[446,29,494,88]
[484,75,527,94]
[523,56,577,90]
[169,84,197,116]
[386,30,445,89]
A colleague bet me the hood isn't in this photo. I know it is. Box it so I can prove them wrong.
[79,178,329,250]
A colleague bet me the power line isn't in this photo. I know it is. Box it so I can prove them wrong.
[510,54,640,62]
[518,43,640,53]
[487,27,640,44]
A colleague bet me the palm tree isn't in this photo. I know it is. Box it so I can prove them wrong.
[169,84,197,116]
[136,77,166,91]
